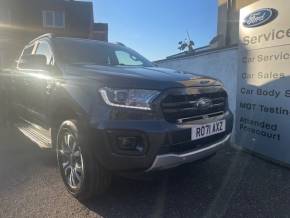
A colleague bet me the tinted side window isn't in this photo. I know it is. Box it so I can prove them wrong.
[17,45,34,68]
[34,42,53,65]
[22,46,34,56]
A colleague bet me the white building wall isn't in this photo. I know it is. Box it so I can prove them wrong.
[156,47,239,112]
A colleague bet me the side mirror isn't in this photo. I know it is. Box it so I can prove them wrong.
[18,54,47,70]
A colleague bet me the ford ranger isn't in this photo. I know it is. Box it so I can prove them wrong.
[0,34,233,200]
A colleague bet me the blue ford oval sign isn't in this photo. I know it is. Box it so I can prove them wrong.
[243,8,278,28]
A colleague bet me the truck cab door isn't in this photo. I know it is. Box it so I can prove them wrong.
[13,44,36,120]
[20,40,55,129]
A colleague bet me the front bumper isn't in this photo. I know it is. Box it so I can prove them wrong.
[91,110,233,172]
[146,134,231,171]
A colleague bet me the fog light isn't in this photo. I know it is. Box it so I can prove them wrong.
[117,136,145,152]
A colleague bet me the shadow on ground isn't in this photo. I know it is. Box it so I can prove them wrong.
[84,146,290,218]
[1,127,290,218]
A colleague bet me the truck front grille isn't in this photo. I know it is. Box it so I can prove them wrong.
[161,90,227,123]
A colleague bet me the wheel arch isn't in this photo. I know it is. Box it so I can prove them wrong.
[50,103,82,148]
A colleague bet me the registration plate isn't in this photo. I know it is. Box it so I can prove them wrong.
[191,120,226,141]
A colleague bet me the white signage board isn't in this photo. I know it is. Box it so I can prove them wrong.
[236,0,290,163]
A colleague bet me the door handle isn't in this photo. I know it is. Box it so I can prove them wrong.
[46,81,55,95]
[46,84,52,95]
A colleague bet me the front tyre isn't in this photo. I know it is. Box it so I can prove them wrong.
[56,120,111,201]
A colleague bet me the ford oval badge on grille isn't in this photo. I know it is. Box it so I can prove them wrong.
[243,8,278,28]
[196,98,212,110]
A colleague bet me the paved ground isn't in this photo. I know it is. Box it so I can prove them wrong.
[1,128,290,218]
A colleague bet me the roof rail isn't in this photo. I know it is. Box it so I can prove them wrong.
[115,42,126,47]
[29,33,55,44]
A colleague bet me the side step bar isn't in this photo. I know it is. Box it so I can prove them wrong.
[15,119,52,149]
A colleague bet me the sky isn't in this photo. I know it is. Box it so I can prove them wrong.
[91,0,218,61]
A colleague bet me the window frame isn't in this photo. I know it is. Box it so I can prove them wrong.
[42,10,65,29]
[17,43,37,69]
[17,40,55,70]
[33,40,55,66]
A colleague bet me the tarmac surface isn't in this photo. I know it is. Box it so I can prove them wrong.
[0,127,290,218]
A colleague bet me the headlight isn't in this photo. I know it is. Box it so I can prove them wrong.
[99,87,160,110]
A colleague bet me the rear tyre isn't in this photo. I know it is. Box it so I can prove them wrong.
[56,120,111,201]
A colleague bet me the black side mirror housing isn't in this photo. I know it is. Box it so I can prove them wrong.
[18,54,47,70]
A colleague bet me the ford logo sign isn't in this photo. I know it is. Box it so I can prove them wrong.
[243,8,278,28]
[196,98,212,110]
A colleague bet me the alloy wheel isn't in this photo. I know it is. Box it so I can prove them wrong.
[57,130,84,189]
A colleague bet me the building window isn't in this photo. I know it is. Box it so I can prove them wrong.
[0,9,11,24]
[42,11,65,28]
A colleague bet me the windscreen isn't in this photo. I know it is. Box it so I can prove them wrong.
[53,38,154,67]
